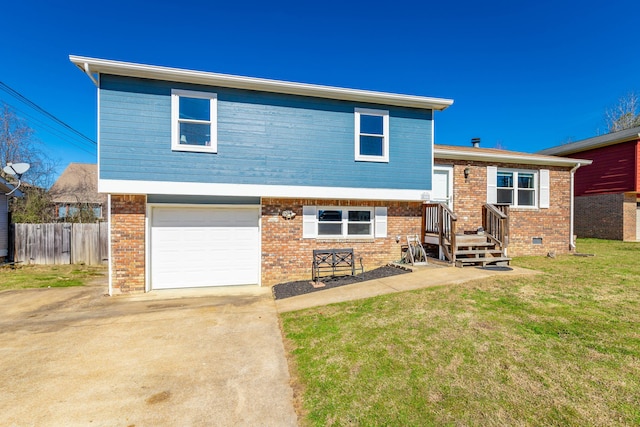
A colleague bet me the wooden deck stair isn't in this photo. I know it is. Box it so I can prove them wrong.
[422,203,511,268]
[454,234,511,267]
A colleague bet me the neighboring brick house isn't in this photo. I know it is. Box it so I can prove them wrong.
[71,56,453,294]
[432,144,591,256]
[539,126,640,241]
[49,163,107,221]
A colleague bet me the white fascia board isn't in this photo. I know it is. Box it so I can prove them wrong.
[538,128,640,156]
[434,147,592,167]
[98,179,431,202]
[69,55,453,111]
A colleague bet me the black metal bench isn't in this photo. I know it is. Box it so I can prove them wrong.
[312,248,364,281]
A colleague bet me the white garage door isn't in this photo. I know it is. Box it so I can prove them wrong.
[150,206,260,289]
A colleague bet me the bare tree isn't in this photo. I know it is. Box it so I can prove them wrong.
[1,103,58,223]
[605,92,640,132]
[0,103,57,188]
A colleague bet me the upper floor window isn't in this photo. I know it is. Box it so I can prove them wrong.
[497,170,536,207]
[171,89,217,153]
[354,108,389,162]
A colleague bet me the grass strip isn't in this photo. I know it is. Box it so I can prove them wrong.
[282,239,640,426]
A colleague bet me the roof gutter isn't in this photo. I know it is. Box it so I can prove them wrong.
[69,55,453,111]
[538,129,640,156]
[83,62,99,86]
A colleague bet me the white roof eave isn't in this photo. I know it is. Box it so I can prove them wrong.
[434,147,592,167]
[538,128,640,156]
[70,55,453,111]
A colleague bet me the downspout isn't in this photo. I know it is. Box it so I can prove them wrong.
[83,63,99,86]
[569,162,582,250]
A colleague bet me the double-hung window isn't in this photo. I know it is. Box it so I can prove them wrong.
[171,89,217,153]
[496,170,537,207]
[354,108,389,162]
[301,207,376,239]
[317,208,374,237]
[303,206,387,239]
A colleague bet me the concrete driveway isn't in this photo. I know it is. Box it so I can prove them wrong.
[0,279,298,426]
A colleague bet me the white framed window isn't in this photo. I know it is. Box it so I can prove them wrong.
[354,108,389,162]
[303,206,387,238]
[171,89,217,153]
[488,167,539,208]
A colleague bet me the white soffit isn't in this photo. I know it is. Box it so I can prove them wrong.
[69,55,453,111]
[434,147,592,167]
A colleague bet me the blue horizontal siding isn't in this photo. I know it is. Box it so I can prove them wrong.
[99,75,433,191]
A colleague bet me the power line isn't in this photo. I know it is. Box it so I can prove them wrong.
[0,80,96,146]
[3,101,96,155]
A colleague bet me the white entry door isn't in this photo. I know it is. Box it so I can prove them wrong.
[433,166,453,208]
[150,206,260,289]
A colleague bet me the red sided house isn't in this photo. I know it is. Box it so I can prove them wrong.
[539,126,640,241]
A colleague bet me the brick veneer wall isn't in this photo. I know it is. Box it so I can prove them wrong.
[435,159,573,256]
[574,193,638,241]
[574,194,623,240]
[261,198,422,286]
[623,193,637,241]
[110,195,146,294]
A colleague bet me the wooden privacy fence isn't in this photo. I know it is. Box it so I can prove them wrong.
[13,223,108,265]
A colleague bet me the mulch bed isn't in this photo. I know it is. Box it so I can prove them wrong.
[272,265,411,300]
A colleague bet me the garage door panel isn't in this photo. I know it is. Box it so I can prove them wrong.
[151,206,260,289]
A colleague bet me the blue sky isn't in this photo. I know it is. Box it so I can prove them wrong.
[1,0,639,180]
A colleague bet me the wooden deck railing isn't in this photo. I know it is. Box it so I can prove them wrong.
[482,204,509,252]
[422,203,458,262]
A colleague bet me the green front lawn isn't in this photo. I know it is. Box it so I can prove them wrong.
[281,239,640,426]
[0,264,106,290]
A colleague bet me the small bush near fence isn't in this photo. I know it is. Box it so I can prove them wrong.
[12,222,108,266]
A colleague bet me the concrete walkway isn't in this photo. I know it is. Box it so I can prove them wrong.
[276,264,540,313]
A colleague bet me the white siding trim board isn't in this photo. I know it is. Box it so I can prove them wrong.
[107,194,113,295]
[99,179,431,202]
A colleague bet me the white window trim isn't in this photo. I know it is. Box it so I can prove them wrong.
[496,168,539,209]
[354,107,389,163]
[171,89,217,153]
[303,206,388,239]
